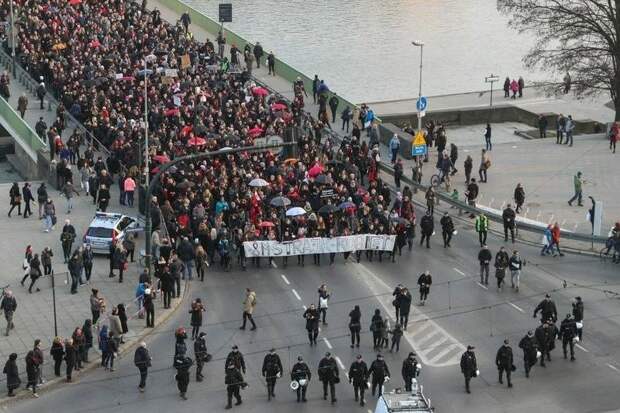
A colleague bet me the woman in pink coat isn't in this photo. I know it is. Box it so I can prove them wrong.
[510,79,519,99]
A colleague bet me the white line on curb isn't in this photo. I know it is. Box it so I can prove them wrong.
[477,282,488,290]
[508,302,525,313]
[280,274,290,285]
[292,289,302,301]
[453,268,466,276]
[322,337,333,349]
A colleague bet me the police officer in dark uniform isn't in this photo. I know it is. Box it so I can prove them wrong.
[572,296,584,341]
[533,294,558,322]
[225,364,245,409]
[262,348,283,401]
[496,339,514,387]
[460,345,477,394]
[348,354,368,406]
[225,345,246,374]
[401,352,420,391]
[518,330,538,378]
[194,332,208,382]
[535,321,553,366]
[368,354,390,397]
[174,355,193,400]
[291,355,311,403]
[318,352,339,404]
[560,313,578,361]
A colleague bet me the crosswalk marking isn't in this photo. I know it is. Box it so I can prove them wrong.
[417,330,441,348]
[409,321,433,338]
[428,344,460,364]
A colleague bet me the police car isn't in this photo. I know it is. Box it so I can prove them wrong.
[83,212,141,254]
[374,379,433,413]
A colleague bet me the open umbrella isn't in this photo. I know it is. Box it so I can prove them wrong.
[176,180,195,190]
[270,196,291,208]
[314,174,332,185]
[308,165,323,178]
[68,0,81,5]
[338,201,356,210]
[326,159,343,167]
[52,43,67,51]
[259,221,275,228]
[286,207,306,217]
[318,204,339,215]
[248,126,263,137]
[249,178,269,187]
[164,108,179,117]
[152,154,170,163]
[187,137,206,147]
[283,158,298,166]
[252,86,269,96]
[270,103,287,111]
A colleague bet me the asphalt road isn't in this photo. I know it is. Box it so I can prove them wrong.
[6,220,620,413]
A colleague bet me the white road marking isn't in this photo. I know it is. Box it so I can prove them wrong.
[271,260,278,269]
[280,274,290,285]
[477,282,489,290]
[302,305,307,310]
[335,356,346,371]
[323,337,333,349]
[508,302,525,313]
[607,363,619,372]
[453,268,466,276]
[417,330,441,347]
[575,343,589,353]
[511,145,518,149]
[291,289,302,301]
[428,344,460,364]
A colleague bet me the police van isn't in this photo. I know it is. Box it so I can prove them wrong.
[83,212,141,254]
[374,379,433,413]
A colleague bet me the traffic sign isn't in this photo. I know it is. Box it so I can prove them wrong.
[411,131,427,156]
[219,3,232,22]
[416,96,428,112]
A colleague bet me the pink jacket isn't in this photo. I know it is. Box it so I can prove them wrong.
[124,177,136,192]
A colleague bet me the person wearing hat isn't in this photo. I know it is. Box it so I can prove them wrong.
[225,345,246,374]
[460,345,477,393]
[401,352,421,392]
[417,271,432,305]
[318,352,339,404]
[174,355,193,400]
[3,353,20,397]
[419,210,434,249]
[262,348,282,401]
[225,363,245,409]
[368,354,390,398]
[518,330,538,378]
[291,355,311,403]
[134,342,151,392]
[303,304,320,345]
[533,294,558,322]
[348,354,368,406]
[572,296,584,341]
[534,321,553,367]
[560,314,578,361]
[194,332,208,382]
[440,212,455,248]
[496,339,514,387]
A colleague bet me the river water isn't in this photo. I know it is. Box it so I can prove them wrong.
[183,0,540,103]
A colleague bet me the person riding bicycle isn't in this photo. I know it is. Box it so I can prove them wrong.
[436,152,452,183]
[605,222,620,262]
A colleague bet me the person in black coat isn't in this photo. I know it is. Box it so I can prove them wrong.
[419,211,434,248]
[534,322,553,367]
[117,304,128,337]
[262,348,282,401]
[496,339,514,387]
[396,288,412,329]
[82,319,93,363]
[189,298,205,340]
[514,183,525,214]
[8,182,21,217]
[460,345,477,393]
[134,342,152,392]
[417,271,432,304]
[348,354,368,406]
[440,212,454,248]
[303,304,320,345]
[64,338,77,382]
[3,353,20,397]
[370,309,384,349]
[560,314,578,361]
[174,356,193,400]
[401,352,420,391]
[572,296,584,340]
[50,337,64,377]
[291,356,311,403]
[225,364,245,409]
[318,352,339,403]
[518,330,538,377]
[194,332,208,382]
[225,346,246,374]
[502,204,516,243]
[348,305,362,348]
[533,294,558,322]
[368,354,390,397]
[22,183,34,218]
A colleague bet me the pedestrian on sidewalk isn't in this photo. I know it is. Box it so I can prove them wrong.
[3,353,20,397]
[61,180,80,214]
[124,175,136,207]
[556,114,566,144]
[484,123,492,151]
[35,117,47,142]
[475,213,489,247]
[217,30,226,58]
[389,134,400,163]
[518,76,525,97]
[50,336,64,377]
[478,149,490,183]
[610,121,619,153]
[267,51,275,75]
[514,183,525,213]
[239,288,257,330]
[312,75,320,104]
[27,253,42,293]
[253,42,264,68]
[72,327,85,371]
[538,115,548,139]
[510,79,519,99]
[568,171,584,206]
[43,199,56,232]
[109,308,123,350]
[329,94,339,124]
[82,319,93,362]
[341,106,351,132]
[61,219,76,262]
[134,342,151,392]
[8,182,21,217]
[478,245,492,285]
[36,183,47,218]
[17,93,28,119]
[550,222,564,257]
[1,290,16,336]
[394,159,403,188]
[144,285,156,327]
[36,81,46,110]
[64,338,77,381]
[564,115,575,146]
[180,10,191,32]
[22,182,34,218]
[503,77,510,98]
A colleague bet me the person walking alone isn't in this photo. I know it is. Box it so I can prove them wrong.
[417,271,432,305]
[17,94,28,118]
[496,339,514,388]
[460,345,478,393]
[134,342,151,392]
[239,288,257,331]
[1,290,17,336]
[568,171,584,207]
[348,354,368,406]
[475,213,489,247]
[349,305,362,348]
[484,123,492,151]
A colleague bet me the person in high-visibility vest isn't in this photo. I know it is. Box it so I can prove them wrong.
[475,213,489,247]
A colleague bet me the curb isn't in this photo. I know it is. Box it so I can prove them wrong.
[0,280,191,407]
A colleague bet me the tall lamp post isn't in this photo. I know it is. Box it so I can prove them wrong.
[411,40,424,131]
[9,0,16,77]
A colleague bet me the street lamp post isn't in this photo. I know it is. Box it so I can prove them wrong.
[9,0,16,77]
[412,40,424,130]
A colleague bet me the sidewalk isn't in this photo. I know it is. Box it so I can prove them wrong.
[0,181,186,400]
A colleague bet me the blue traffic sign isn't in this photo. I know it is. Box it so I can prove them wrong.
[416,96,428,112]
[412,144,427,156]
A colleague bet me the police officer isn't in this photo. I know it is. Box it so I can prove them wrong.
[348,354,368,406]
[460,345,477,394]
[225,364,245,409]
[262,348,283,401]
[291,355,311,403]
[502,204,516,243]
[535,321,553,367]
[368,354,390,398]
[318,352,339,403]
[174,355,193,400]
[401,352,420,392]
[518,330,538,378]
[225,345,246,374]
[560,314,578,361]
[440,212,455,248]
[496,339,513,387]
[174,327,188,360]
[533,294,558,322]
[194,332,208,382]
[572,296,584,341]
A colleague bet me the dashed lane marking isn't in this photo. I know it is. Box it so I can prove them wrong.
[607,363,619,372]
[271,260,278,269]
[575,344,589,353]
[508,302,525,313]
[322,337,333,349]
[428,344,461,364]
[335,356,346,371]
[302,305,307,310]
[477,282,489,290]
[291,289,302,301]
[280,274,290,285]
[453,268,466,276]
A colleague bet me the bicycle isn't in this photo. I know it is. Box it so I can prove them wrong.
[430,169,445,189]
[600,245,619,263]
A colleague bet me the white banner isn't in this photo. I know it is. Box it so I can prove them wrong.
[243,234,396,258]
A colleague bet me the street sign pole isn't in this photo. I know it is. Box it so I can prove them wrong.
[412,41,425,131]
[485,74,500,108]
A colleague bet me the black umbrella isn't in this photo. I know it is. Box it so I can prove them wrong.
[270,196,291,208]
[314,174,332,185]
[318,204,339,214]
[326,159,343,167]
[176,180,195,190]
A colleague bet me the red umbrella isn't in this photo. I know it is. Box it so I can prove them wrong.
[164,108,179,117]
[308,164,323,178]
[252,87,269,97]
[270,103,287,111]
[248,127,263,137]
[187,137,206,147]
[152,154,170,163]
[90,39,101,48]
[68,0,81,5]
[259,221,275,228]
[181,125,193,137]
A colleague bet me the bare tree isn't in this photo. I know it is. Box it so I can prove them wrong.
[498,0,620,120]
